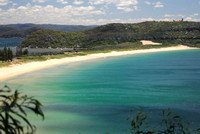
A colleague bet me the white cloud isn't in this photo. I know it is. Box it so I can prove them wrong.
[0,4,105,24]
[89,0,138,6]
[144,1,164,8]
[1,6,199,25]
[154,4,163,8]
[0,0,17,7]
[144,1,151,5]
[0,0,10,6]
[186,18,200,22]
[153,1,164,8]
[163,17,200,22]
[88,17,155,25]
[12,3,18,6]
[0,3,155,25]
[133,6,138,10]
[117,6,133,12]
[185,17,192,21]
[73,0,84,5]
[116,0,138,7]
[191,13,198,17]
[164,14,174,17]
[177,14,185,18]
[89,0,138,12]
[89,0,110,5]
[117,5,138,12]
[163,13,200,22]
[164,14,185,18]
[116,0,138,12]
[32,0,46,3]
[56,0,68,4]
[58,17,156,25]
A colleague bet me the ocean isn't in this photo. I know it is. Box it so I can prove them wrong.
[2,49,200,134]
[0,38,22,48]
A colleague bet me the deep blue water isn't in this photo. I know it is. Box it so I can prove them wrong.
[2,49,200,134]
[0,38,22,48]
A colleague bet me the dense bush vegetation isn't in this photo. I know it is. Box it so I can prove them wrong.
[20,29,86,48]
[20,21,200,49]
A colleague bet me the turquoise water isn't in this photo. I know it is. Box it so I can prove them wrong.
[2,49,200,134]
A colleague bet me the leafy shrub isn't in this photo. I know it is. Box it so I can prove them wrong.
[0,85,44,134]
[128,109,200,134]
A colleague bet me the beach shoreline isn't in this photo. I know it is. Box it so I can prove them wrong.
[141,40,162,45]
[0,45,198,82]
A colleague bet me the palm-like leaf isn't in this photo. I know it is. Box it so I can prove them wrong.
[0,85,44,134]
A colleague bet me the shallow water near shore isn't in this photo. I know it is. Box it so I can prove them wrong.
[2,49,200,134]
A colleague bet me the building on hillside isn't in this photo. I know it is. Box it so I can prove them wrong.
[168,18,184,22]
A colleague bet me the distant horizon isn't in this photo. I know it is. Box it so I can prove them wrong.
[0,23,100,26]
[0,0,199,25]
[1,20,200,26]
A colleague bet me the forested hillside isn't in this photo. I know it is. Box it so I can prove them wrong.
[0,24,97,38]
[20,21,200,49]
[1,24,97,31]
[0,27,42,38]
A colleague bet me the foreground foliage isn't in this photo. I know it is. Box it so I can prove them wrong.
[0,85,44,134]
[128,109,200,134]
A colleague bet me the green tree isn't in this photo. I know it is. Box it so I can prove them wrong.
[8,48,13,61]
[23,49,29,55]
[16,46,22,57]
[3,47,8,61]
[0,50,3,61]
[0,48,14,62]
[0,85,44,134]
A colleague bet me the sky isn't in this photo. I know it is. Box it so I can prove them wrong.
[0,0,199,25]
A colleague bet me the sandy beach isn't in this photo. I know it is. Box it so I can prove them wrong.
[0,45,198,82]
[141,40,162,45]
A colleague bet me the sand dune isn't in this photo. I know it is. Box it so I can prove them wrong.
[141,40,162,45]
[0,45,198,81]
